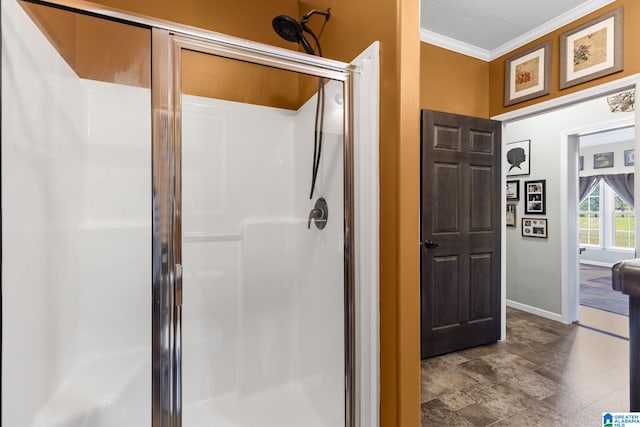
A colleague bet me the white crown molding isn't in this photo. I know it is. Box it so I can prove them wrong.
[491,0,616,59]
[491,73,640,123]
[421,0,615,62]
[420,29,491,61]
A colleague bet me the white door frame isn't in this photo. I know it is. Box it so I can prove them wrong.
[493,73,640,324]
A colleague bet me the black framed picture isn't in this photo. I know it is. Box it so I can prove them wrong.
[524,179,546,215]
[594,152,614,169]
[625,149,635,166]
[506,180,519,201]
[505,140,530,177]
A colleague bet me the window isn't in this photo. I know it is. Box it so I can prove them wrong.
[579,181,635,249]
[613,194,635,248]
[579,183,600,246]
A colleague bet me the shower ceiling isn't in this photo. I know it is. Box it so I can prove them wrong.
[420,0,615,57]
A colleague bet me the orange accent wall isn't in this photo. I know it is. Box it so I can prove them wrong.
[181,50,300,109]
[490,0,640,116]
[421,43,490,118]
[22,2,151,88]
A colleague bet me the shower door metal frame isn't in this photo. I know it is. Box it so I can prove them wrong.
[13,2,357,426]
[157,29,357,427]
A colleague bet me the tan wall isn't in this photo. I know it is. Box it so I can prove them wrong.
[181,51,299,109]
[23,0,300,109]
[22,2,151,88]
[490,0,640,116]
[420,43,490,118]
[93,0,301,109]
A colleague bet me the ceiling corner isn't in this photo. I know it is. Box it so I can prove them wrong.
[489,0,616,60]
[420,29,491,62]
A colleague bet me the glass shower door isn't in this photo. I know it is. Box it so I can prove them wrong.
[2,2,152,426]
[172,39,352,426]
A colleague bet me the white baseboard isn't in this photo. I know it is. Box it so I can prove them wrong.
[580,260,614,268]
[506,299,563,323]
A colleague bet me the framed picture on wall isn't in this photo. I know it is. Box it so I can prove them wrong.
[504,40,551,106]
[505,140,530,177]
[594,152,614,169]
[579,156,584,171]
[524,179,546,214]
[522,218,548,238]
[625,149,635,166]
[559,7,623,89]
[506,203,517,227]
[506,180,519,201]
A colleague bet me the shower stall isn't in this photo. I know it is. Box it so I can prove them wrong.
[1,0,375,425]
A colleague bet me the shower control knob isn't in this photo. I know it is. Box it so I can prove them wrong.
[308,197,328,230]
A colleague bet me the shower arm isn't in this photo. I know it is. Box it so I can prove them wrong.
[300,9,331,25]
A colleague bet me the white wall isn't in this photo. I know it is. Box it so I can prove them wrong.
[579,139,634,177]
[503,96,634,315]
[2,1,151,425]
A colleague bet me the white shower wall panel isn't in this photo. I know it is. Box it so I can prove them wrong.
[2,1,151,425]
[3,0,89,422]
[292,82,345,426]
[181,89,345,426]
[181,96,296,236]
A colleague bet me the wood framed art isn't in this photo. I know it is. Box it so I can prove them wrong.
[559,7,623,89]
[505,140,530,177]
[593,151,614,169]
[506,203,517,227]
[506,180,519,201]
[504,40,551,106]
[524,179,546,215]
[522,218,548,238]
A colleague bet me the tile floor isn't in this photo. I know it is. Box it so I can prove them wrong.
[421,307,629,426]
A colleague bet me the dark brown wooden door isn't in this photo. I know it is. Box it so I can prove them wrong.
[421,110,501,359]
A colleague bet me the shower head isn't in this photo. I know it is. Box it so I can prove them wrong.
[272,9,331,57]
[272,15,304,43]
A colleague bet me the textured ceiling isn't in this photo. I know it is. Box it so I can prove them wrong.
[421,0,597,51]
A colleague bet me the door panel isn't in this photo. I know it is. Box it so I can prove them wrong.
[433,256,460,328]
[421,110,501,359]
[433,163,460,233]
[470,166,494,231]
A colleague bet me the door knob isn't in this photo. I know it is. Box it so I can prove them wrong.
[423,240,439,249]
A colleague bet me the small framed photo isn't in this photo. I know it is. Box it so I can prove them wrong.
[579,156,584,171]
[506,140,530,177]
[506,180,519,201]
[594,152,614,169]
[522,218,548,238]
[559,7,623,89]
[506,203,517,227]
[504,40,551,106]
[625,149,635,166]
[524,179,546,215]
